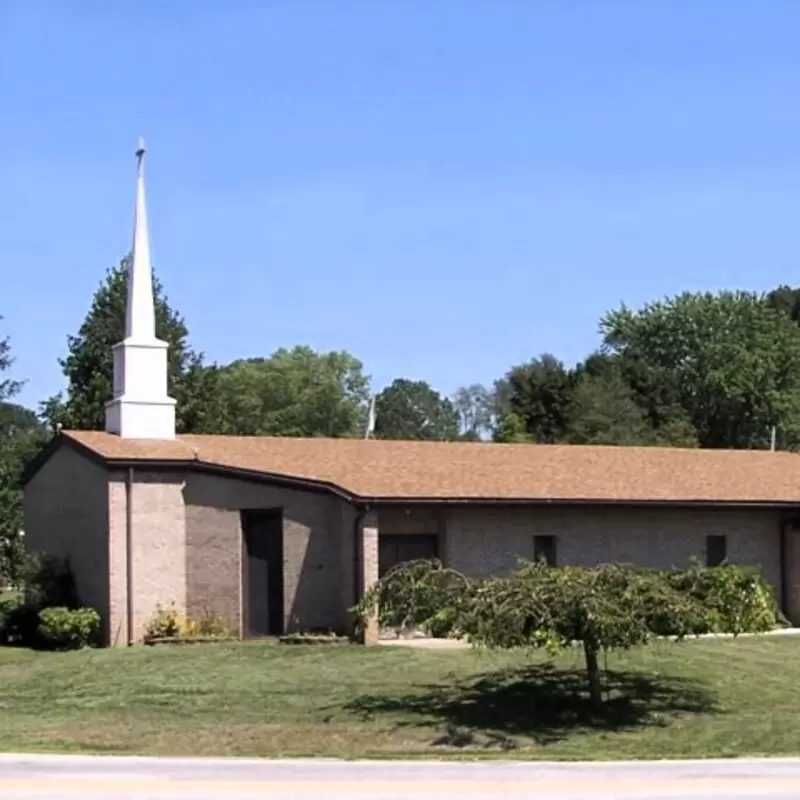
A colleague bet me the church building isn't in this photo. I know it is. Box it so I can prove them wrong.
[22,144,800,645]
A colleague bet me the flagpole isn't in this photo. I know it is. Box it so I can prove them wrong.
[365,394,376,439]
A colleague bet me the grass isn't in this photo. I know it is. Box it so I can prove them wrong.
[0,637,798,759]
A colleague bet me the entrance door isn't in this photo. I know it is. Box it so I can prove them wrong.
[243,510,284,636]
[379,534,439,578]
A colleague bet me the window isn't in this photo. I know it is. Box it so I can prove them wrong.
[534,535,557,567]
[705,535,727,567]
[378,534,439,578]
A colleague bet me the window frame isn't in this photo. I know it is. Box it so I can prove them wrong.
[705,534,728,567]
[533,534,558,567]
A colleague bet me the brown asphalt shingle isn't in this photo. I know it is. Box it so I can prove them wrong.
[62,430,800,504]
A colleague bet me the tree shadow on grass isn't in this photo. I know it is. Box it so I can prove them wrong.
[345,663,719,750]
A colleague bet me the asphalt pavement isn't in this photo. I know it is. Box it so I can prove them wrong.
[1,754,800,799]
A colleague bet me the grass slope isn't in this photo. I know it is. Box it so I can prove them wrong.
[0,637,798,760]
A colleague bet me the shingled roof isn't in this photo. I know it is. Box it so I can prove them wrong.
[41,430,800,506]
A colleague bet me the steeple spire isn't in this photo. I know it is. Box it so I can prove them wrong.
[105,140,176,439]
[126,138,156,340]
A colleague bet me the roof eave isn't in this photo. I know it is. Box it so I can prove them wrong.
[105,457,360,503]
[367,496,800,509]
[23,440,800,509]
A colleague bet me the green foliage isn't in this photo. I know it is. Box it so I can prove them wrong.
[563,368,653,445]
[354,559,471,637]
[215,347,370,437]
[601,291,800,448]
[492,412,533,443]
[501,354,574,443]
[0,555,82,646]
[0,318,22,404]
[0,322,46,585]
[41,258,220,434]
[184,610,232,638]
[144,604,184,640]
[667,561,785,635]
[0,593,21,643]
[374,378,460,441]
[0,420,48,585]
[357,559,783,708]
[37,606,100,650]
[143,604,231,641]
[21,553,80,611]
[451,384,493,439]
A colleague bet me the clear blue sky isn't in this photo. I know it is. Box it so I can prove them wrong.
[4,1,800,410]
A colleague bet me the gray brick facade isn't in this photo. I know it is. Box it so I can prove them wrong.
[23,443,800,645]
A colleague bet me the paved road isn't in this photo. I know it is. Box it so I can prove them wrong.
[1,754,800,799]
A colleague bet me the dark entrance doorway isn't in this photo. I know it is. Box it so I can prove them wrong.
[378,534,439,578]
[242,510,284,636]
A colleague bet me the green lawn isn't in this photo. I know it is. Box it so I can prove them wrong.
[0,637,799,760]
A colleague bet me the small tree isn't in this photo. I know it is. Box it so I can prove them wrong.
[357,559,777,709]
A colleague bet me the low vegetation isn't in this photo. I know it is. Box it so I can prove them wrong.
[356,559,784,707]
[36,607,100,651]
[143,604,233,644]
[0,637,799,759]
[0,554,99,650]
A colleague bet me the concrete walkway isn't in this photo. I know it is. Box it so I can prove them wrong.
[379,626,800,648]
[1,754,800,799]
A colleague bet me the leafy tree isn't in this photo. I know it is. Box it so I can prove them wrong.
[0,322,45,584]
[602,291,800,449]
[358,559,780,709]
[452,384,493,440]
[42,258,220,434]
[502,354,575,443]
[563,368,653,445]
[766,285,800,325]
[569,351,697,447]
[216,346,370,437]
[0,320,21,404]
[374,378,460,441]
[0,403,39,437]
[492,412,534,443]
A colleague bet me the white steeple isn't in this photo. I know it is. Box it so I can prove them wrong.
[105,139,176,439]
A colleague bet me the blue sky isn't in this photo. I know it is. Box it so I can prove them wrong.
[4,1,800,410]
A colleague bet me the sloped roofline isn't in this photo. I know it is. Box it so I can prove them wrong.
[20,432,800,510]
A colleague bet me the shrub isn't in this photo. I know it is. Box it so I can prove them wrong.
[144,604,184,641]
[144,605,232,642]
[667,561,785,635]
[21,553,79,610]
[0,555,83,647]
[1,599,40,647]
[37,606,100,650]
[0,594,22,644]
[356,558,784,709]
[183,610,231,638]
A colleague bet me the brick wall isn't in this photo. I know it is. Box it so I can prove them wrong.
[443,504,782,593]
[108,470,187,645]
[182,473,355,634]
[23,446,111,639]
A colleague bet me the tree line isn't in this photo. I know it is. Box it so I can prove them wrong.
[4,256,800,579]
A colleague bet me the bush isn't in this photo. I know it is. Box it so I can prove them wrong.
[144,604,184,641]
[21,553,79,610]
[37,607,100,651]
[356,558,785,709]
[667,561,785,635]
[144,605,232,642]
[183,610,231,638]
[1,598,40,646]
[0,554,83,648]
[0,594,21,644]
